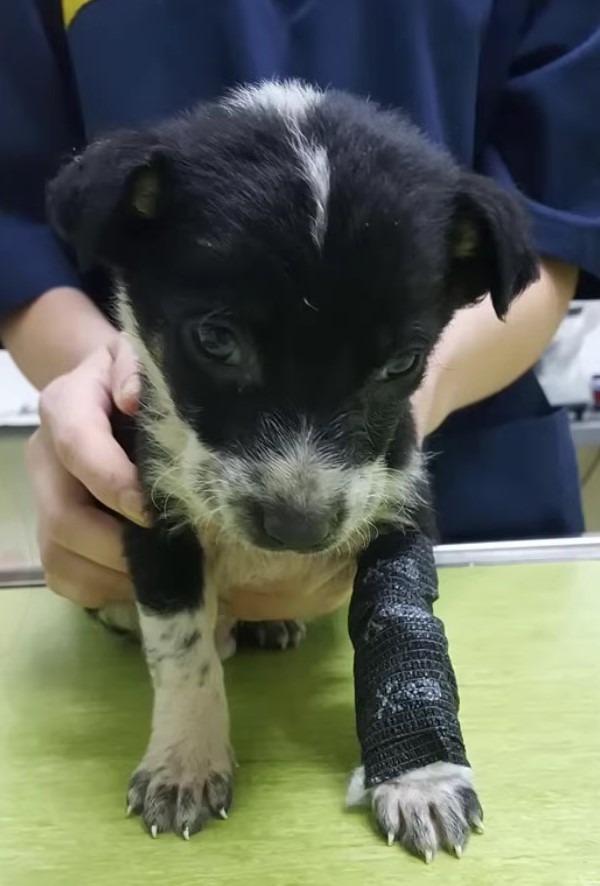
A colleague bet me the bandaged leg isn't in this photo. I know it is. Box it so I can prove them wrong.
[348,529,482,860]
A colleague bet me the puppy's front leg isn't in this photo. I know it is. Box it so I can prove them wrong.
[348,529,483,862]
[123,519,232,838]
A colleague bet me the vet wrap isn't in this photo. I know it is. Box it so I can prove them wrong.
[349,529,469,787]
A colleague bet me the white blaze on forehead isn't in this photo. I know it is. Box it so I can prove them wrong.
[302,144,329,248]
[223,79,330,247]
[224,79,322,116]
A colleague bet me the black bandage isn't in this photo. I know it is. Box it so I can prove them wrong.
[349,529,469,787]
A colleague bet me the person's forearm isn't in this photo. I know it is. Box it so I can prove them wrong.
[416,257,578,438]
[0,287,118,389]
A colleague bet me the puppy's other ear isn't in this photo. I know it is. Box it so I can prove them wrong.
[46,132,167,270]
[447,173,539,318]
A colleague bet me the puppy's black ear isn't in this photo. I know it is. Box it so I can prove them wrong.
[447,173,539,318]
[46,131,167,270]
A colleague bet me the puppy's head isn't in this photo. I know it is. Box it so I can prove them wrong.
[48,81,538,553]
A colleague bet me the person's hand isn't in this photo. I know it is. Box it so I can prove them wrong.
[411,374,438,444]
[411,354,451,444]
[27,335,145,607]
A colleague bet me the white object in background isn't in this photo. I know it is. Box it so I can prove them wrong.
[0,351,39,427]
[536,301,600,408]
[579,303,600,387]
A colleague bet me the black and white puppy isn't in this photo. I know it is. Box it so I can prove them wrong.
[47,81,538,860]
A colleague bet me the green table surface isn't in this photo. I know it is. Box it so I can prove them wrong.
[1,562,599,886]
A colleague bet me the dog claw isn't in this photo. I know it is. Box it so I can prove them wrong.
[219,808,228,820]
[424,850,434,864]
[182,827,190,841]
[454,844,463,859]
[150,824,158,839]
[126,804,133,817]
[473,817,485,834]
[387,832,394,846]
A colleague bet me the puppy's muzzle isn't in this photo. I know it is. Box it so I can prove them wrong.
[256,503,343,552]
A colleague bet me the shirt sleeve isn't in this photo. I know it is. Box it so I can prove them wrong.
[479,2,600,285]
[0,0,82,317]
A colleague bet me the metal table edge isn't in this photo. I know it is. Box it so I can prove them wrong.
[1,536,600,588]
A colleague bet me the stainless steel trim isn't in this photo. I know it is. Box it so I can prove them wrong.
[0,566,44,588]
[434,535,600,567]
[1,535,599,588]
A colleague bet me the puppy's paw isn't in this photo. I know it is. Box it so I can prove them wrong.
[346,762,483,863]
[127,749,233,839]
[235,619,306,650]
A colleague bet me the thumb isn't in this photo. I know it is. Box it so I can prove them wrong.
[110,334,140,415]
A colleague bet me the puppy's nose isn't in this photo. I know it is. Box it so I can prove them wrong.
[262,506,332,551]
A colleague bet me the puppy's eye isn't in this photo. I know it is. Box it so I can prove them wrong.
[188,320,241,366]
[376,353,422,381]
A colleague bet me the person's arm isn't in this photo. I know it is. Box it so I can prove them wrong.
[0,286,119,390]
[414,256,577,439]
[0,2,86,324]
[0,3,146,608]
[413,2,600,440]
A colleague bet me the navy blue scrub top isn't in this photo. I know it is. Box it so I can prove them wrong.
[1,1,599,542]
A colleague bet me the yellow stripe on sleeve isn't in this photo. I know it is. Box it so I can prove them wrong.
[61,0,95,28]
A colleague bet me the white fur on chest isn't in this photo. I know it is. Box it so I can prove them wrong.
[199,526,356,613]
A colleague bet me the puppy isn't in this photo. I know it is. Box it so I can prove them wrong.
[47,80,538,860]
